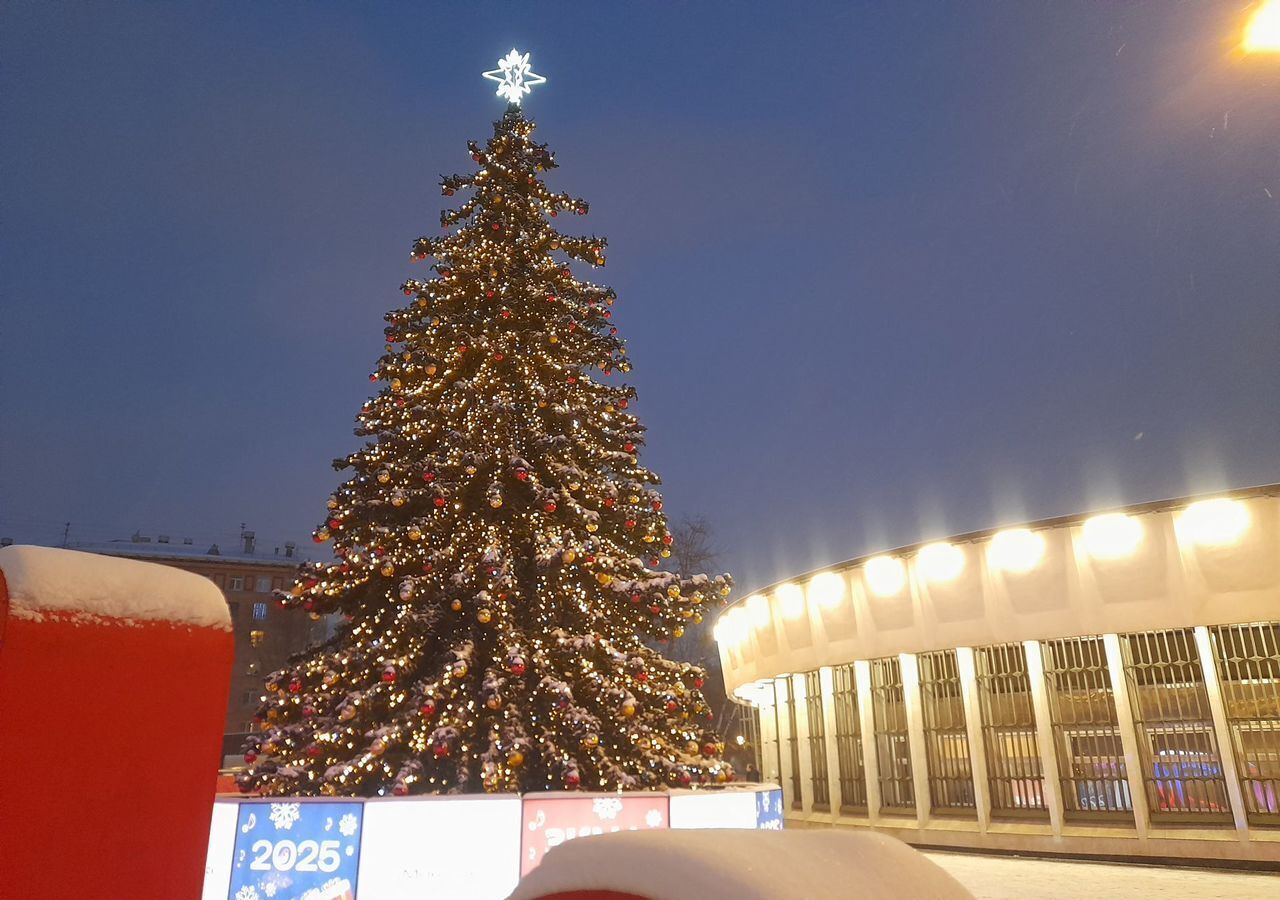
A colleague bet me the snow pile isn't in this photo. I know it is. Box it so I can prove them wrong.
[507,828,974,900]
[0,544,231,629]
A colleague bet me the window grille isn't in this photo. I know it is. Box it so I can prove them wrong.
[805,670,831,810]
[783,677,802,809]
[870,657,915,811]
[1042,636,1131,817]
[832,663,867,812]
[1209,622,1280,823]
[1121,629,1231,821]
[974,643,1047,815]
[252,602,268,621]
[917,650,976,811]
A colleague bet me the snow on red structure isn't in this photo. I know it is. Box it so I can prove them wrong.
[0,545,233,899]
[507,828,975,900]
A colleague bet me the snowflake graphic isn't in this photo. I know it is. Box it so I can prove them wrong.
[263,883,278,898]
[645,808,663,828]
[592,797,623,821]
[235,887,260,900]
[338,812,359,837]
[269,802,301,831]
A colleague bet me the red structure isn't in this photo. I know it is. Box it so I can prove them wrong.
[0,546,233,899]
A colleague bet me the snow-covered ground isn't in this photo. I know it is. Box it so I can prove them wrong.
[925,850,1279,900]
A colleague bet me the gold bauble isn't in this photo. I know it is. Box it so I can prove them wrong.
[450,599,463,612]
[667,586,680,598]
[660,549,671,558]
[381,564,395,577]
[477,608,492,624]
[508,749,525,766]
[408,528,422,540]
[489,497,503,509]
[673,626,685,638]
[486,695,502,709]
[562,550,577,564]
[597,573,613,586]
[582,733,599,749]
[390,378,402,390]
[586,523,598,533]
[326,498,338,509]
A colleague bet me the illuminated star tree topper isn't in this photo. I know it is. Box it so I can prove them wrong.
[482,48,547,105]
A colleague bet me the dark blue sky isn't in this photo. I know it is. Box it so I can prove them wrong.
[2,2,1278,591]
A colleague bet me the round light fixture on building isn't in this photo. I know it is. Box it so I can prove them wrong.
[864,555,907,596]
[746,594,771,629]
[1244,0,1280,52]
[776,583,805,620]
[809,571,846,609]
[917,542,965,583]
[988,528,1046,573]
[1082,512,1144,560]
[1177,498,1251,548]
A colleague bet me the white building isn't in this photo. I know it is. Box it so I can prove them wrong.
[716,485,1280,866]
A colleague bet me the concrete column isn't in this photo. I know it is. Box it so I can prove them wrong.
[819,667,843,813]
[900,652,932,828]
[793,672,816,814]
[1103,633,1152,837]
[758,694,781,786]
[1022,640,1066,834]
[955,647,992,831]
[1193,626,1250,835]
[854,659,882,821]
[773,677,796,811]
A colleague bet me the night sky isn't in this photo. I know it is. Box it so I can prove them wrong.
[2,2,1278,593]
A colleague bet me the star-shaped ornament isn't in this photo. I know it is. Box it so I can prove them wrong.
[483,49,546,105]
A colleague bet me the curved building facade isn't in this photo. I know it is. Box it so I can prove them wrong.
[716,485,1280,866]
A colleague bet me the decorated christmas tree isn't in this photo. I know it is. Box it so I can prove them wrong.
[241,51,733,797]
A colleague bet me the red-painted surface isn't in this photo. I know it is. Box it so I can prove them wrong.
[0,568,233,899]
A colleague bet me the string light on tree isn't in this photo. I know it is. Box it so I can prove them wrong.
[238,54,733,799]
[482,49,547,105]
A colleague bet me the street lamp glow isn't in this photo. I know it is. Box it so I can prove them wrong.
[809,571,846,609]
[918,542,965,583]
[864,555,907,596]
[1082,513,1144,560]
[1177,498,1251,547]
[1244,0,1280,53]
[776,583,805,620]
[746,594,771,628]
[988,528,1045,573]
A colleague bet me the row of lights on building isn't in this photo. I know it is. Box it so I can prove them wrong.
[714,497,1254,646]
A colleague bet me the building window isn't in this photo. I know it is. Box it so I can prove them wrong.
[917,649,975,811]
[831,663,867,812]
[1209,622,1280,823]
[228,576,244,592]
[241,690,257,706]
[256,576,271,593]
[1042,636,1131,817]
[805,670,830,811]
[870,656,914,811]
[272,576,284,590]
[1121,628,1231,821]
[974,643,1048,816]
[782,677,802,810]
[253,602,268,621]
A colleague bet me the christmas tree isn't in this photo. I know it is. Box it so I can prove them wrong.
[241,52,733,797]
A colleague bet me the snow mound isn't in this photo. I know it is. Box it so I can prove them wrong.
[0,545,231,629]
[507,828,974,900]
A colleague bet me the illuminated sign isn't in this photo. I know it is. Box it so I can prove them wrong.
[520,793,668,876]
[357,796,521,897]
[228,800,363,900]
[755,788,785,830]
[669,789,757,829]
[202,801,239,900]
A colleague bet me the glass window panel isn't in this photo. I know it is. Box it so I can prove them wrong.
[832,663,867,811]
[805,670,830,810]
[1121,629,1231,821]
[870,657,914,811]
[918,650,975,811]
[1042,636,1132,817]
[974,643,1048,816]
[1209,622,1280,823]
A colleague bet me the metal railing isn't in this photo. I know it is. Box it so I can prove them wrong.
[973,643,1048,816]
[1121,629,1231,822]
[831,663,868,812]
[917,649,976,812]
[870,656,915,811]
[805,670,831,810]
[1042,636,1132,818]
[1209,622,1280,823]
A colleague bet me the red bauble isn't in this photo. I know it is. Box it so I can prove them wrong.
[402,288,412,296]
[703,743,716,756]
[303,706,315,718]
[491,222,501,231]
[444,188,454,196]
[501,309,511,318]
[630,593,642,604]
[635,670,648,682]
[434,497,447,508]
[423,471,436,481]
[494,353,504,361]
[515,470,528,481]
[243,751,258,764]
[665,700,679,713]
[420,699,437,716]
[618,399,628,409]
[486,290,495,298]
[433,742,450,758]
[328,518,342,529]
[510,661,526,676]
[381,669,396,684]
[604,498,615,508]
[307,745,323,758]
[653,501,663,511]
[693,677,705,689]
[564,771,581,787]
[422,563,433,572]
[288,680,302,694]
[649,605,661,615]
[625,520,636,529]
[662,534,673,545]
[544,501,557,513]
[392,783,409,796]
